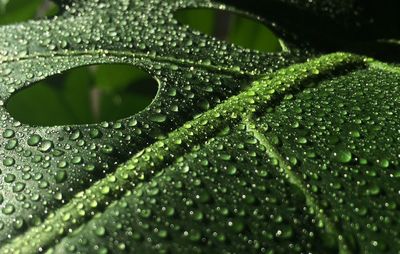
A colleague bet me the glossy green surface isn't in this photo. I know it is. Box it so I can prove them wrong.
[0,0,399,253]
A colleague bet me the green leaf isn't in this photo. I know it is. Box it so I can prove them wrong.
[0,0,399,253]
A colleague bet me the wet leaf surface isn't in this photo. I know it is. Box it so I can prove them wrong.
[0,0,399,253]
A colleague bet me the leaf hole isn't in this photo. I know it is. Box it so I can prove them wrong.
[0,0,59,25]
[6,64,159,126]
[175,8,282,53]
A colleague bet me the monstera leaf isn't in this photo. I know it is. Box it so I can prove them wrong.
[0,0,399,253]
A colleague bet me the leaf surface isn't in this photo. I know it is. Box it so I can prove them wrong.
[0,0,399,253]
[0,0,302,250]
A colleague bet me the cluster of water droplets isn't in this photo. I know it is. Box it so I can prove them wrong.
[0,0,304,250]
[50,127,332,253]
[258,67,400,252]
[0,0,398,253]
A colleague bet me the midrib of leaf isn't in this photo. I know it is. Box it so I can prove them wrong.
[369,60,400,74]
[243,115,351,254]
[0,49,262,76]
[0,52,365,254]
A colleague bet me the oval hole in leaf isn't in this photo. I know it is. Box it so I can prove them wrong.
[6,64,159,126]
[175,8,282,53]
[0,0,59,25]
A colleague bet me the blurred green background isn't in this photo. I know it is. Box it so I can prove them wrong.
[6,65,159,126]
[0,0,58,25]
[175,8,281,53]
[1,0,280,126]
